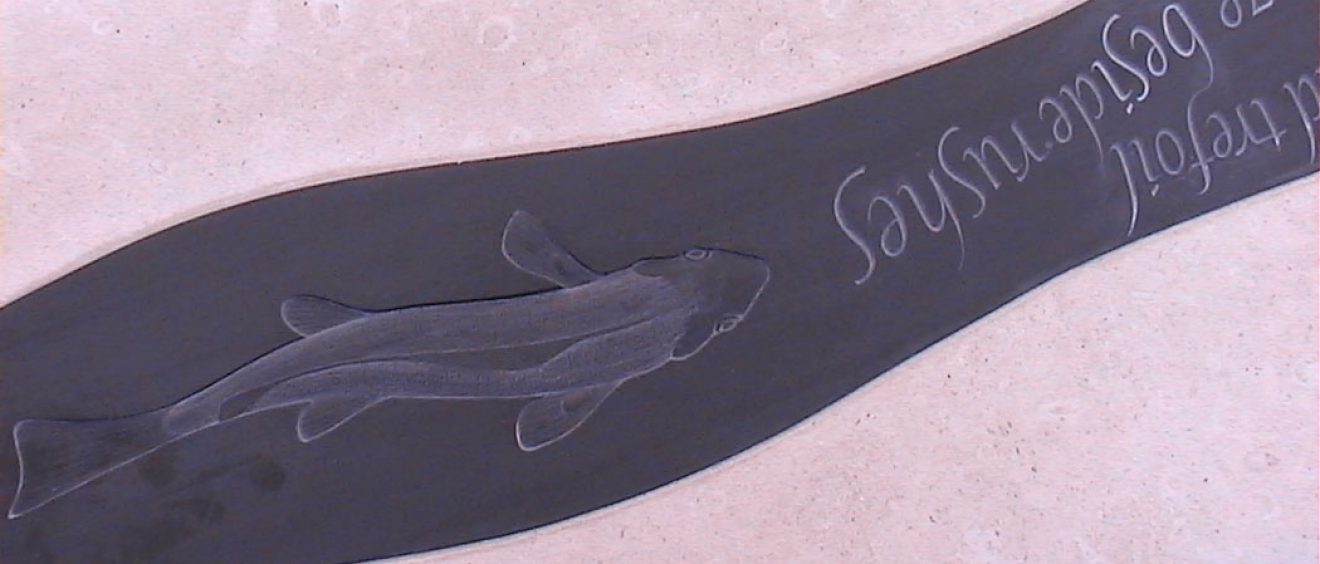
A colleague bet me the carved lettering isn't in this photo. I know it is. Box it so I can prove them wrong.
[832,2,1315,287]
[1283,72,1320,163]
[1038,98,1074,150]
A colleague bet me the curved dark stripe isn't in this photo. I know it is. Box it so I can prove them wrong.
[0,0,1314,562]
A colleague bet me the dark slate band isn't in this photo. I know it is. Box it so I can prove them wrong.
[0,0,1314,561]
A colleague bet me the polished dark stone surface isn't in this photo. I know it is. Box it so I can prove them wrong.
[0,0,1315,561]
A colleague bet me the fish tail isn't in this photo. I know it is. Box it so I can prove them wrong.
[8,408,175,518]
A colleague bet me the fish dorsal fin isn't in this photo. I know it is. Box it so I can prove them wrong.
[516,382,620,451]
[501,210,600,288]
[296,395,381,443]
[281,296,370,337]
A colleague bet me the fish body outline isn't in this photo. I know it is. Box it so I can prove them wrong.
[8,210,771,518]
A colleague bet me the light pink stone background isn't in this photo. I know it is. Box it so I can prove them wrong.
[1,1,1316,562]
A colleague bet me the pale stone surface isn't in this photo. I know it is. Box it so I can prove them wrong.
[411,178,1318,564]
[1,1,1315,563]
[0,0,1081,301]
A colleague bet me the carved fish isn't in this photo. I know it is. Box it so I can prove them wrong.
[7,210,770,518]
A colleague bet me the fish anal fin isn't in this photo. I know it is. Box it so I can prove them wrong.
[501,210,600,288]
[281,296,370,337]
[296,396,380,443]
[516,382,619,451]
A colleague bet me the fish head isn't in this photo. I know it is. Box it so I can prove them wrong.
[632,248,770,360]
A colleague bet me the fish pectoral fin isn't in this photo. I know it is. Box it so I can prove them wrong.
[296,395,381,443]
[281,295,371,337]
[516,382,620,451]
[501,210,600,288]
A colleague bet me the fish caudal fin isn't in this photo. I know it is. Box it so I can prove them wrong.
[9,409,173,518]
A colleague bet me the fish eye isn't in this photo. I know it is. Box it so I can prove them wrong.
[715,315,741,333]
[684,249,710,261]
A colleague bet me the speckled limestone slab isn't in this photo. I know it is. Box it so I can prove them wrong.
[1,0,1316,562]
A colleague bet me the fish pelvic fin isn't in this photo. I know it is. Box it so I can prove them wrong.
[295,396,382,443]
[516,382,620,451]
[280,295,370,337]
[9,408,174,519]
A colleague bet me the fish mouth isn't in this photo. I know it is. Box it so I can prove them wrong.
[699,250,771,321]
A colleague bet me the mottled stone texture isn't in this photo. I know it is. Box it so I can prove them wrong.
[1,1,1314,562]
